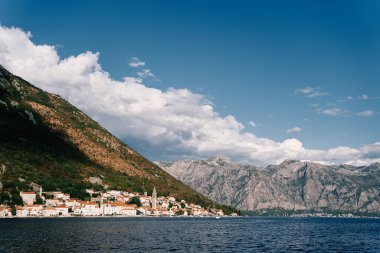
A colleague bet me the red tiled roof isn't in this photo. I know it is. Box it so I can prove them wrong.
[84,202,98,206]
[20,191,36,194]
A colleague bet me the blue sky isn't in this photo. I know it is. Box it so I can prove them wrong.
[0,0,379,164]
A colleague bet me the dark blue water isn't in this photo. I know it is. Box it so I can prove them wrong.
[0,217,379,252]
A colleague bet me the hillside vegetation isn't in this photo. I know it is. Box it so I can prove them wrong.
[0,65,236,214]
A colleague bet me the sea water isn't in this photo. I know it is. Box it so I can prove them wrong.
[0,217,379,252]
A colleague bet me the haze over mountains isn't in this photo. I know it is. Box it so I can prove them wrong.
[157,157,380,213]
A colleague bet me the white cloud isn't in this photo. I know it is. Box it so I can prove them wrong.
[1,25,379,166]
[137,68,159,81]
[346,96,353,100]
[357,110,374,117]
[286,127,301,133]
[345,143,380,165]
[296,87,314,94]
[129,57,145,67]
[248,121,256,127]
[295,87,328,98]
[316,107,342,116]
[358,94,368,100]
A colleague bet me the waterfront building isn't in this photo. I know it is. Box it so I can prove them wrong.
[26,205,43,216]
[119,204,137,216]
[15,206,29,217]
[102,202,120,215]
[74,202,101,216]
[0,206,12,217]
[55,205,69,216]
[42,207,57,217]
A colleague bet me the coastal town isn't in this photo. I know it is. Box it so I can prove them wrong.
[0,182,233,218]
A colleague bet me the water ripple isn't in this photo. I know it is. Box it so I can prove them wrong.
[0,217,379,252]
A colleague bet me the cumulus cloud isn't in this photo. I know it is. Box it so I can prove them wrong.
[129,57,145,67]
[286,127,301,133]
[358,94,368,100]
[357,110,374,117]
[295,87,328,98]
[0,25,379,166]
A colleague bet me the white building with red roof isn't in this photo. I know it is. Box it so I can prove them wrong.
[74,202,101,216]
[55,205,69,216]
[45,198,64,207]
[25,205,43,216]
[65,199,80,209]
[119,204,137,216]
[102,202,137,216]
[16,206,29,217]
[42,207,57,217]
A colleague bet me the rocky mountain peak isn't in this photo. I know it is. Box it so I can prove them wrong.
[207,156,239,167]
[208,156,229,162]
[280,159,305,165]
[279,159,305,169]
[160,156,380,213]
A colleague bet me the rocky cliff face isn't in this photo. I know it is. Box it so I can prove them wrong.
[156,157,380,213]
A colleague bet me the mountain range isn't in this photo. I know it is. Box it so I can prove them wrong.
[157,157,380,214]
[0,65,236,214]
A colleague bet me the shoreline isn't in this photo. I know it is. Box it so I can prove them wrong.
[2,215,379,220]
[0,215,236,219]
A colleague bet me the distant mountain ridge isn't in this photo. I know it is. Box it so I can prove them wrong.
[0,65,236,214]
[156,157,380,213]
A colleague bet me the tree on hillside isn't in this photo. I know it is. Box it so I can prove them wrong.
[129,196,142,207]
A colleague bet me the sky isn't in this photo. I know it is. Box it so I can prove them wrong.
[0,0,379,165]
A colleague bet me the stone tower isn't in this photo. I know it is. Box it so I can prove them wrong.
[152,187,157,209]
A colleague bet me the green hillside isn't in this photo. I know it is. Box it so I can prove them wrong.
[0,65,236,214]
